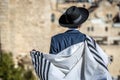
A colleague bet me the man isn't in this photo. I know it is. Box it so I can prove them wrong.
[49,6,89,54]
[30,6,112,80]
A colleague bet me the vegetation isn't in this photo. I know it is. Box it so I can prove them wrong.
[0,51,36,80]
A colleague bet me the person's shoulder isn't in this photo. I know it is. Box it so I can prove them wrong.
[51,33,65,40]
[85,35,94,40]
[85,35,96,44]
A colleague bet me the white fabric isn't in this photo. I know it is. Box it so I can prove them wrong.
[30,36,112,80]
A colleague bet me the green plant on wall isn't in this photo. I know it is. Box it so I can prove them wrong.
[0,52,36,80]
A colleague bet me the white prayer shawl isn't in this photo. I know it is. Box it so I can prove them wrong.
[30,36,112,80]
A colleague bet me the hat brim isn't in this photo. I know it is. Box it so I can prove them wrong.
[59,7,89,28]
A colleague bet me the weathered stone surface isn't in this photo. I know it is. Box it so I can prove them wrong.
[0,0,51,57]
[0,0,120,76]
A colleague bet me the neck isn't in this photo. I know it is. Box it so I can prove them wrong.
[68,28,79,30]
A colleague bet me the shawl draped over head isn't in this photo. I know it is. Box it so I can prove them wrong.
[30,35,112,80]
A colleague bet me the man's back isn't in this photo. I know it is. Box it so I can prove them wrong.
[49,30,86,54]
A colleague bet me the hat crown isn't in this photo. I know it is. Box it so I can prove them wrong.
[59,6,89,28]
[66,6,81,23]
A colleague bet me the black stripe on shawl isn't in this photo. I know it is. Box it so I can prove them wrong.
[94,57,108,70]
[40,53,44,80]
[46,62,51,80]
[86,37,108,71]
[86,37,104,62]
[31,51,51,80]
[88,46,104,62]
[43,59,47,80]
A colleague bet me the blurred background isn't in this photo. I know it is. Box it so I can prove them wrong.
[0,0,120,80]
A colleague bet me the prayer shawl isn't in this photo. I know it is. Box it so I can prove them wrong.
[30,35,112,80]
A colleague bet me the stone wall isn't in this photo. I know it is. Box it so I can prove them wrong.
[0,0,51,58]
[0,0,9,51]
[0,0,120,76]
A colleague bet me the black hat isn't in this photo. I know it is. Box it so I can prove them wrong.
[59,6,89,28]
